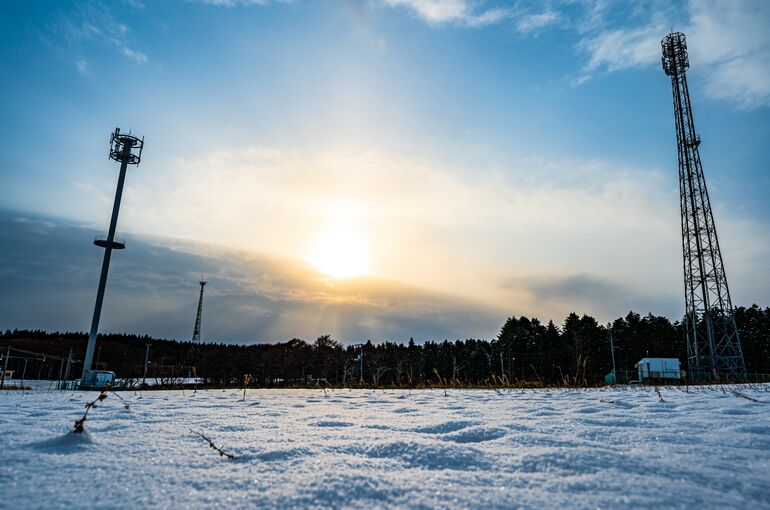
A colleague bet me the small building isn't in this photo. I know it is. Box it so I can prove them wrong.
[81,370,116,389]
[636,358,681,382]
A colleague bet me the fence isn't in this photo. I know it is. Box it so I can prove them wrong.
[605,368,770,385]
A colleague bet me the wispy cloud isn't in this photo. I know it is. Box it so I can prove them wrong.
[111,144,769,322]
[120,46,148,64]
[193,0,271,5]
[381,0,513,27]
[687,0,770,108]
[377,0,770,109]
[503,273,679,322]
[572,0,770,108]
[74,58,90,75]
[51,1,148,70]
[516,9,559,34]
[577,20,666,74]
[0,212,503,342]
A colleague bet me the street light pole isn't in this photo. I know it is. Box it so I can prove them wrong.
[142,344,150,386]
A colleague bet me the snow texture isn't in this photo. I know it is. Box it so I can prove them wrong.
[1,386,769,509]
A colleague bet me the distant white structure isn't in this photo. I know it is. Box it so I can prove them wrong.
[90,370,116,388]
[636,358,681,381]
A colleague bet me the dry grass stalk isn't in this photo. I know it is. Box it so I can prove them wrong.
[191,430,237,459]
[732,391,761,403]
[73,386,109,434]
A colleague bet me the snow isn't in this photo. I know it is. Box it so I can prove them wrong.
[1,385,769,509]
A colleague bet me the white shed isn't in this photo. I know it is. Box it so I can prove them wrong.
[636,358,681,381]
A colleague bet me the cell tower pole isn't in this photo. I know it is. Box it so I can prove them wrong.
[81,128,144,384]
[192,281,207,344]
[661,33,746,380]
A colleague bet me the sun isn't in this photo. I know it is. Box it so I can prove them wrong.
[309,223,369,280]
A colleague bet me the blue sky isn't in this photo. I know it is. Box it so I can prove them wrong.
[1,0,769,342]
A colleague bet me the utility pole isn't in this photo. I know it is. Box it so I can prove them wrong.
[499,352,505,379]
[82,128,144,386]
[20,357,29,387]
[359,345,364,384]
[662,32,746,381]
[142,344,150,386]
[56,357,65,390]
[1,346,10,389]
[63,347,73,383]
[609,330,617,384]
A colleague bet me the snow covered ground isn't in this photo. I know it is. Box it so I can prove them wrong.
[1,385,769,509]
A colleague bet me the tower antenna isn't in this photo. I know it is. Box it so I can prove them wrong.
[661,33,746,381]
[192,280,207,344]
[81,128,144,386]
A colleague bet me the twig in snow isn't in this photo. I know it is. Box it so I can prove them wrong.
[73,387,109,433]
[191,430,237,459]
[242,373,252,401]
[654,387,665,402]
[732,391,761,403]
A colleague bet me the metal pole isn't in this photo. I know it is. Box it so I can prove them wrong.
[1,346,10,389]
[57,357,65,390]
[610,333,617,376]
[82,143,132,384]
[20,357,29,387]
[359,346,364,384]
[142,343,150,386]
[64,347,72,382]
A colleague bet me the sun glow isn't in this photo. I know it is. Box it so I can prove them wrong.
[310,223,369,279]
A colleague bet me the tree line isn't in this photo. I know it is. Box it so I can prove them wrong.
[2,305,769,387]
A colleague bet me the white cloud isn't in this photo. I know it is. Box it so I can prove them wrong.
[74,58,90,75]
[54,2,149,68]
[578,20,666,73]
[686,0,770,108]
[516,10,559,34]
[573,0,770,108]
[193,0,270,5]
[381,0,512,27]
[121,46,148,64]
[114,145,770,321]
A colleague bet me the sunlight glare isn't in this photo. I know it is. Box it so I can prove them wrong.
[310,223,369,279]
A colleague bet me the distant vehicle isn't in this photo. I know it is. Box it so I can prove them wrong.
[636,358,681,382]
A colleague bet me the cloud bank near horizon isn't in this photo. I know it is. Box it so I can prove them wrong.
[0,211,507,343]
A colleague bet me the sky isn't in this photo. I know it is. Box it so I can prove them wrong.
[1,0,769,343]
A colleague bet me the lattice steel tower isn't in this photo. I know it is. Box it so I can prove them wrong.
[192,280,207,344]
[662,32,746,380]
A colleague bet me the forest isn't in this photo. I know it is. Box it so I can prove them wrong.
[2,305,769,387]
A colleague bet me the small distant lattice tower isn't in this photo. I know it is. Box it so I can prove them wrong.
[661,32,746,380]
[82,128,144,384]
[192,281,207,344]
